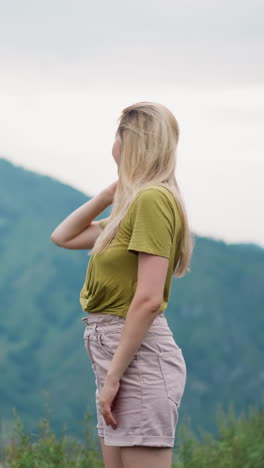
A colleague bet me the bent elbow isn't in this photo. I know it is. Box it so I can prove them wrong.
[50,234,63,247]
[134,294,162,313]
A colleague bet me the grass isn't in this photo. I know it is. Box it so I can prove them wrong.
[0,402,264,467]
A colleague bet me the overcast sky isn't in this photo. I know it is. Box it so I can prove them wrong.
[0,0,263,247]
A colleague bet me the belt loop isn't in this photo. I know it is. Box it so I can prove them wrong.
[81,316,98,333]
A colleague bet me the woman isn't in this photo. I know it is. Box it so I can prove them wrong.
[51,102,194,468]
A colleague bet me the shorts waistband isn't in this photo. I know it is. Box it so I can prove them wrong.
[81,313,126,325]
[81,311,168,332]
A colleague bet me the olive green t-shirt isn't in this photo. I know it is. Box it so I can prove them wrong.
[79,185,182,318]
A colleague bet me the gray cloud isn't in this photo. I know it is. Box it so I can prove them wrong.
[0,0,263,87]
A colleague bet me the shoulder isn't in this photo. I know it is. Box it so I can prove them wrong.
[128,185,178,233]
[131,185,176,213]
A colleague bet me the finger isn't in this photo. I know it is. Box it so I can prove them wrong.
[104,406,117,428]
[107,411,117,428]
[110,411,117,427]
[104,415,117,428]
[100,400,118,427]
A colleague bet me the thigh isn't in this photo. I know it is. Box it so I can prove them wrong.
[100,437,123,468]
[120,445,172,468]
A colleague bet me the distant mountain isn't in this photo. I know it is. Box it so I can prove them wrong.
[0,157,263,441]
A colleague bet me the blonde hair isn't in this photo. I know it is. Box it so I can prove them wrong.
[89,101,195,277]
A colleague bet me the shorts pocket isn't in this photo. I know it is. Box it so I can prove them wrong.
[98,333,116,357]
[158,350,187,407]
[83,334,92,359]
[98,333,138,361]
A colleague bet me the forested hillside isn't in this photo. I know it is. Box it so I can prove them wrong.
[0,157,263,441]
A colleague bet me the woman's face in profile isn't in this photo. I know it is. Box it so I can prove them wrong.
[112,132,122,166]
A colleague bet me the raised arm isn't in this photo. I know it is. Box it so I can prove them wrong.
[50,180,118,250]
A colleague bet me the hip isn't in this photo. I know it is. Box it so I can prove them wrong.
[81,311,187,409]
[81,311,185,360]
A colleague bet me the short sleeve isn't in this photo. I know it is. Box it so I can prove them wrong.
[97,216,109,229]
[128,188,175,258]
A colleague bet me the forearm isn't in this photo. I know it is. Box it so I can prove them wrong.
[106,296,161,384]
[50,191,111,243]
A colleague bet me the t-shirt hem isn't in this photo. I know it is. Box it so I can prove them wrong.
[83,310,126,318]
[81,309,166,318]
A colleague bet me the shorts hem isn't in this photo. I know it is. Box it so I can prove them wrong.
[98,433,175,447]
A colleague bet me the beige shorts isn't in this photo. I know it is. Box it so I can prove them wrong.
[82,312,187,448]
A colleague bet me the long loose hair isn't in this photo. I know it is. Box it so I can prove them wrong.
[89,101,195,277]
